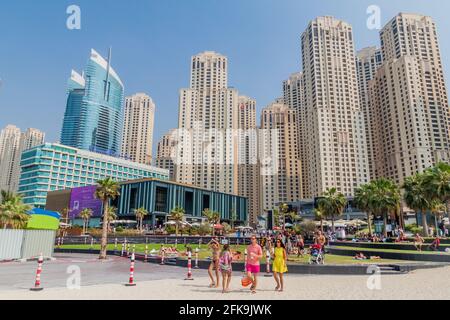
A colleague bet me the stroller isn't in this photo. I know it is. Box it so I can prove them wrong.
[309,244,325,265]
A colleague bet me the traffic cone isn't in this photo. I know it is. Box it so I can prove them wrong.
[30,253,44,291]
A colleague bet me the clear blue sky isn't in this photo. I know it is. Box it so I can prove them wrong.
[1,0,450,155]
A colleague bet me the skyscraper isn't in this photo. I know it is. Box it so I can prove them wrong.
[260,101,302,211]
[356,47,383,180]
[156,129,177,180]
[175,51,239,195]
[237,96,261,224]
[300,16,367,198]
[0,125,45,194]
[283,72,307,199]
[60,49,124,155]
[121,93,155,165]
[368,13,450,184]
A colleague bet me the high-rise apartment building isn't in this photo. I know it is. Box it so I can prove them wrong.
[300,16,368,198]
[356,47,383,180]
[237,96,260,224]
[60,49,124,155]
[0,125,45,194]
[175,51,239,195]
[121,93,155,165]
[260,101,302,212]
[368,13,450,184]
[155,129,177,180]
[283,72,307,198]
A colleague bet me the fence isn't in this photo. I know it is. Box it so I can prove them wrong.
[0,229,56,261]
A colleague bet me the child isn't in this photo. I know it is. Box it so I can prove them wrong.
[219,244,233,293]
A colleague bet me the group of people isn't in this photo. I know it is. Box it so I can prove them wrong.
[206,235,289,294]
[413,234,442,251]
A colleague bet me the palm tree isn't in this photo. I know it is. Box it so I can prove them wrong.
[230,208,237,230]
[403,174,431,237]
[134,207,148,232]
[424,163,450,213]
[314,206,326,233]
[169,206,185,236]
[370,178,401,238]
[78,208,93,235]
[0,192,31,229]
[106,206,118,232]
[430,200,446,234]
[317,188,347,232]
[95,178,120,259]
[203,209,220,236]
[279,203,289,230]
[354,184,374,236]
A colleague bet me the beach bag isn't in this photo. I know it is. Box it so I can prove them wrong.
[241,276,252,287]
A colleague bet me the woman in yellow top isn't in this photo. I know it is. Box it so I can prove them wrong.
[272,239,288,292]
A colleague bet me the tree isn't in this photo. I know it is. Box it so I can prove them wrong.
[78,208,93,235]
[169,206,185,236]
[106,206,118,232]
[354,184,375,236]
[134,207,148,232]
[314,206,326,233]
[279,203,289,230]
[430,200,446,233]
[369,178,401,238]
[0,192,31,229]
[230,208,237,230]
[424,163,450,213]
[95,178,120,259]
[317,188,347,232]
[203,209,220,236]
[403,174,431,237]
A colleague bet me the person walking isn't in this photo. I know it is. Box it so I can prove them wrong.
[219,244,233,293]
[246,235,263,294]
[272,239,288,292]
[207,238,221,288]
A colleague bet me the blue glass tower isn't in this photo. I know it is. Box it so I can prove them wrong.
[61,49,124,155]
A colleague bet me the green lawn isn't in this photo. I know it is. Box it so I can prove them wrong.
[58,244,408,265]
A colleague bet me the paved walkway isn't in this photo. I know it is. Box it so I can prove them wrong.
[1,253,449,300]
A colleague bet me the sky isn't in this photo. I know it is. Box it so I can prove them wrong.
[1,0,450,156]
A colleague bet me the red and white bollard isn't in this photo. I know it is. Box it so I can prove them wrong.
[243,249,248,273]
[125,253,137,287]
[90,237,94,249]
[30,253,44,291]
[144,244,149,262]
[264,249,272,277]
[194,247,199,269]
[121,242,125,257]
[160,249,165,265]
[114,238,118,251]
[185,251,194,280]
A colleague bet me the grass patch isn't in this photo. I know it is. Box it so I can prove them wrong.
[333,246,449,255]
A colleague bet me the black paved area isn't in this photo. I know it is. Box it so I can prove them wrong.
[0,253,208,292]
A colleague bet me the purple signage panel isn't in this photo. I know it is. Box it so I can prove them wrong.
[69,186,103,219]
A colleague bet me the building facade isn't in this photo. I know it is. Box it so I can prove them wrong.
[18,143,168,208]
[260,101,302,212]
[60,49,124,155]
[121,93,155,165]
[155,129,177,180]
[300,16,368,198]
[237,96,261,225]
[175,51,239,195]
[368,13,450,184]
[0,125,45,194]
[356,47,383,180]
[283,72,307,198]
[46,178,248,227]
